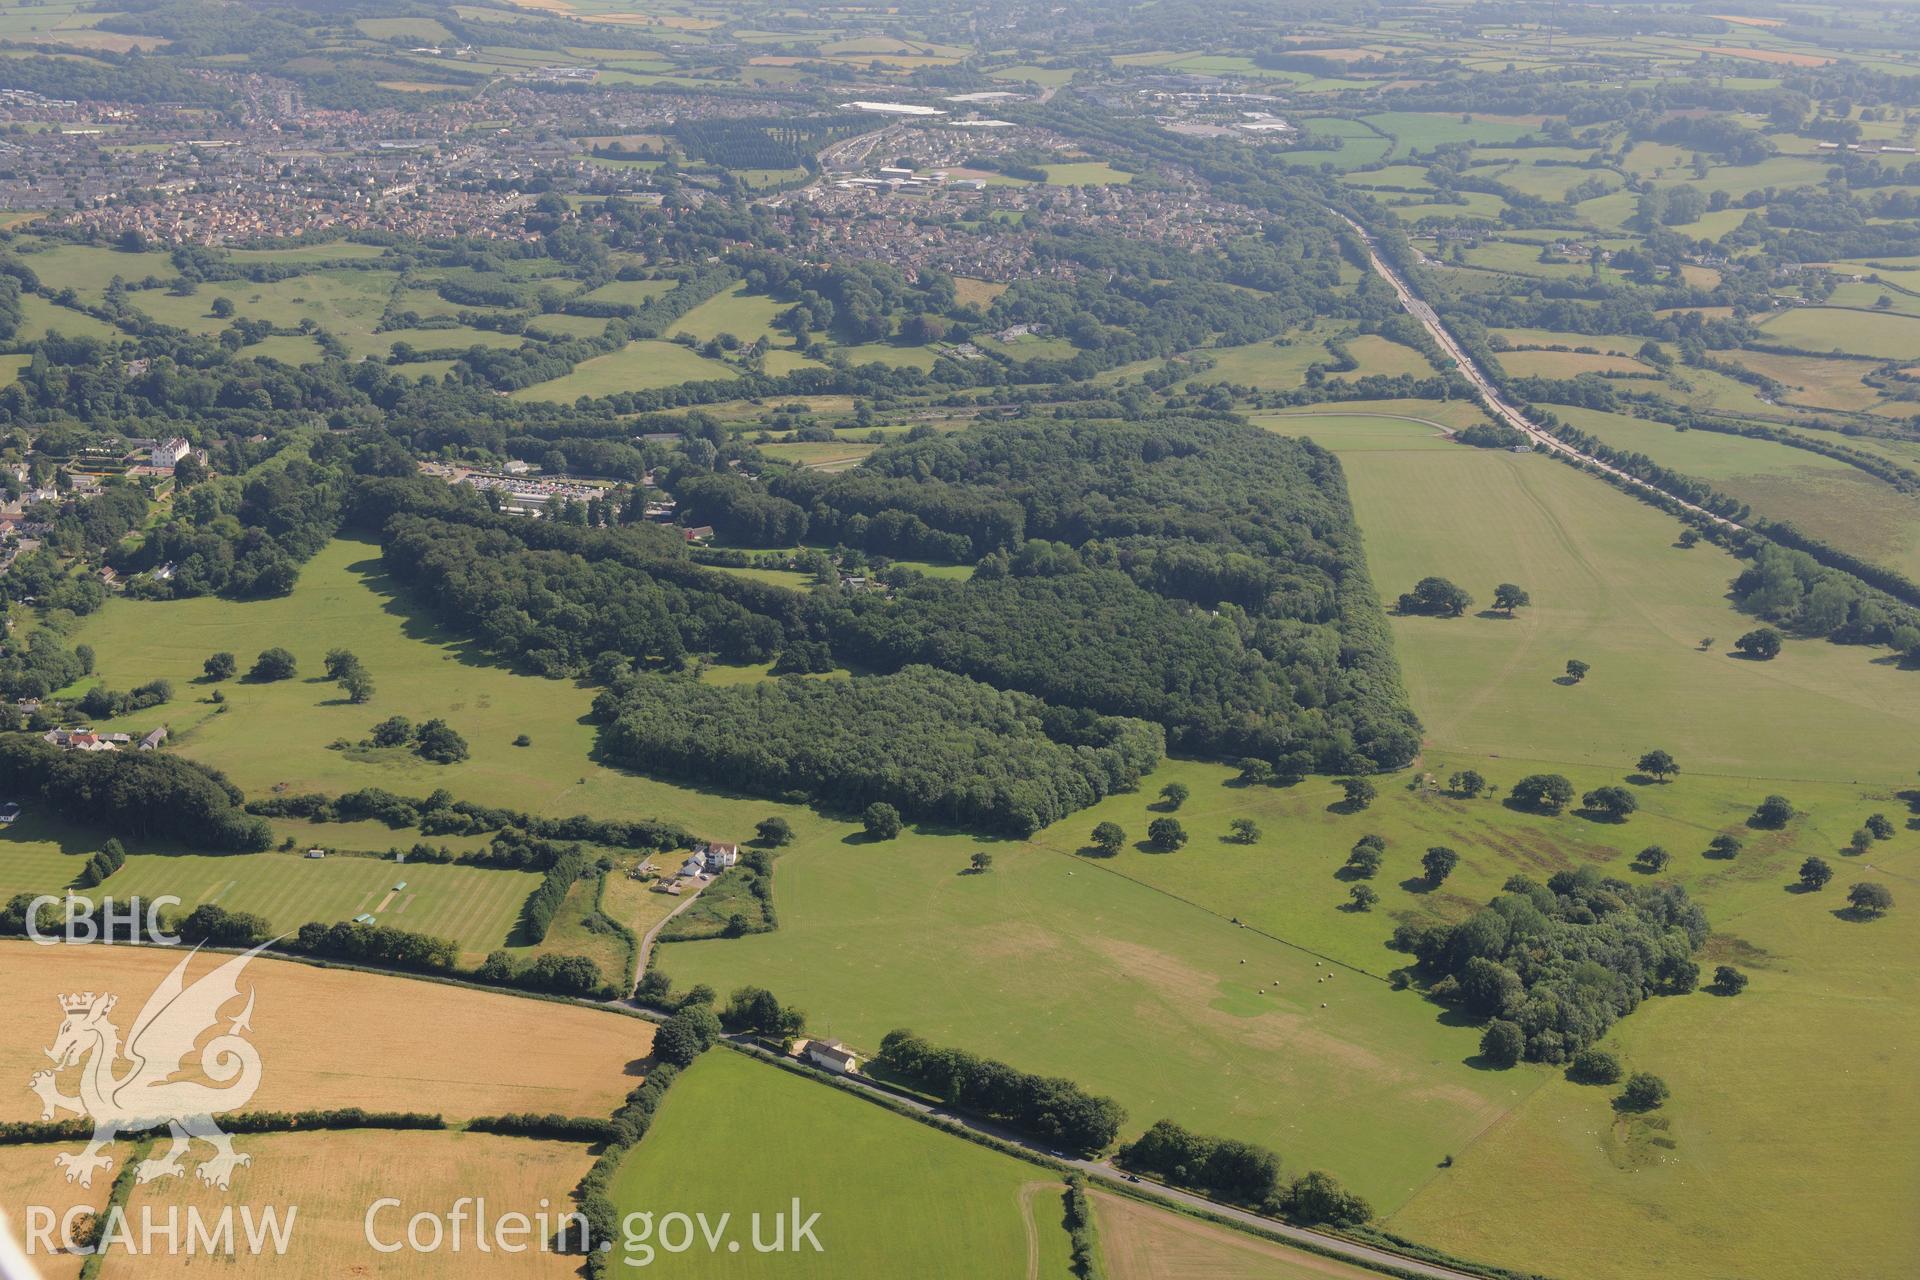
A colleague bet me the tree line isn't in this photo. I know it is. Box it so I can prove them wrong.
[875,1029,1126,1155]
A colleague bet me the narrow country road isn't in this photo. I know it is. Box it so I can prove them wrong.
[633,879,706,975]
[1337,213,1744,532]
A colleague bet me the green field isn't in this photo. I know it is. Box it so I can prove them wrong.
[68,538,783,843]
[1758,307,1920,360]
[667,282,788,345]
[1548,404,1920,583]
[608,1049,1071,1278]
[511,339,738,400]
[664,810,1540,1215]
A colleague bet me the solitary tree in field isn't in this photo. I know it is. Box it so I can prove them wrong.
[1564,658,1591,683]
[1634,845,1671,873]
[1422,846,1459,886]
[1147,817,1188,851]
[969,851,994,874]
[1345,844,1383,879]
[1229,818,1260,845]
[248,647,297,681]
[323,648,362,681]
[1492,583,1531,617]
[1159,782,1190,811]
[756,816,794,847]
[862,802,902,841]
[203,652,236,682]
[1866,813,1896,841]
[342,667,375,705]
[1847,882,1894,918]
[1091,821,1127,856]
[1711,965,1748,995]
[1619,1073,1670,1111]
[1348,883,1379,912]
[1798,856,1833,890]
[1448,769,1486,798]
[1636,750,1678,782]
[1751,794,1795,829]
[1850,828,1874,855]
[1338,777,1377,810]
[1735,627,1783,661]
[414,718,468,764]
[1582,786,1638,821]
[1706,834,1744,860]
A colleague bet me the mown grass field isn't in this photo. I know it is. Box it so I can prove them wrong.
[120,1129,595,1280]
[5,849,540,960]
[608,1049,1077,1279]
[511,339,737,400]
[0,943,650,1122]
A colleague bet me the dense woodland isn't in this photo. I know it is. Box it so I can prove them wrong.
[592,665,1162,835]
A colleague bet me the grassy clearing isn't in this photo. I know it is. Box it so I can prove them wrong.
[17,294,119,341]
[668,282,787,345]
[608,1049,1077,1278]
[511,339,737,400]
[0,943,650,1121]
[1331,334,1433,379]
[1196,337,1334,390]
[122,1129,594,1280]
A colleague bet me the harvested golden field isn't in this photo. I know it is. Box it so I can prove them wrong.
[1092,1192,1388,1280]
[119,1129,595,1280]
[0,1141,112,1280]
[0,944,649,1123]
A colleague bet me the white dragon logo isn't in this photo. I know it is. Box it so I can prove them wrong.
[29,944,267,1190]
